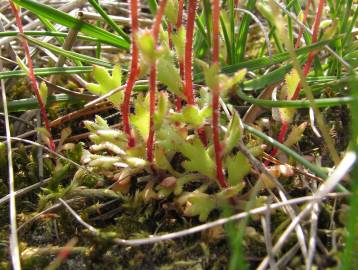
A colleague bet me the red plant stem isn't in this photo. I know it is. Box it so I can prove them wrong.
[147,65,156,162]
[167,23,173,49]
[269,0,325,163]
[121,0,139,147]
[184,0,207,144]
[147,0,168,162]
[212,0,228,188]
[9,2,55,151]
[177,0,184,29]
[294,0,312,48]
[175,0,184,111]
[184,0,197,105]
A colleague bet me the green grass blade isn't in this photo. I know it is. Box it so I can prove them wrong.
[12,0,129,50]
[0,31,97,42]
[24,35,112,68]
[195,15,210,47]
[202,0,212,48]
[37,16,82,67]
[148,0,158,14]
[38,16,65,44]
[237,88,353,108]
[88,0,130,42]
[228,0,235,65]
[220,14,232,64]
[2,94,82,112]
[195,35,343,82]
[243,64,293,90]
[235,0,256,62]
[0,66,94,80]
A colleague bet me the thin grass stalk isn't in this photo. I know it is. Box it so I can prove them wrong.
[122,0,140,147]
[184,0,197,105]
[0,42,21,270]
[9,1,55,151]
[212,0,228,188]
[147,0,168,162]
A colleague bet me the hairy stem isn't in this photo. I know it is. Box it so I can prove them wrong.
[175,0,184,111]
[121,0,139,147]
[212,0,228,188]
[184,0,197,105]
[147,0,168,162]
[9,1,55,151]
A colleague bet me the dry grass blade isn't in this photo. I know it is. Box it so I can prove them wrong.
[0,37,21,270]
[59,198,98,234]
[261,197,278,270]
[257,151,356,270]
[0,178,50,206]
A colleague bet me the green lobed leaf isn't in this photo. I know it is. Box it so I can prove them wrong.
[157,51,183,96]
[86,65,123,105]
[224,111,243,154]
[181,138,215,178]
[130,94,150,141]
[12,0,129,50]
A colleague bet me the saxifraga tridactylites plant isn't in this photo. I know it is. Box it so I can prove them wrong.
[81,0,306,221]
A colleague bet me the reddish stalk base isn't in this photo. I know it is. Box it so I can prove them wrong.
[122,0,139,148]
[147,65,156,162]
[146,0,168,162]
[174,0,184,112]
[211,0,228,188]
[9,1,55,151]
[184,0,197,105]
[212,93,228,188]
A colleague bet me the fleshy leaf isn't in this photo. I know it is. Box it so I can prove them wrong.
[154,92,169,129]
[180,137,215,178]
[219,68,247,92]
[183,184,244,221]
[136,30,156,64]
[285,68,300,99]
[183,191,216,221]
[157,51,183,97]
[226,145,265,185]
[284,122,307,147]
[172,27,186,60]
[203,62,220,89]
[224,111,243,154]
[39,81,48,105]
[86,65,123,106]
[130,94,150,141]
[278,107,296,124]
[226,152,251,185]
[164,0,179,25]
[170,105,211,128]
[83,115,110,133]
[154,146,177,176]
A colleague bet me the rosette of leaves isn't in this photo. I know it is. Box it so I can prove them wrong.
[80,63,268,221]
